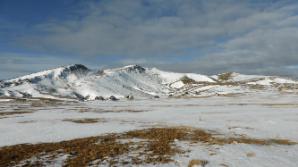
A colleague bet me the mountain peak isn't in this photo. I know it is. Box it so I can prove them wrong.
[122,65,146,73]
[61,64,89,75]
[66,64,89,72]
[57,64,90,79]
[3,64,90,85]
[105,65,146,73]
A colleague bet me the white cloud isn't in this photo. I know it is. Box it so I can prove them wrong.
[17,0,253,56]
[7,0,298,77]
[0,52,83,79]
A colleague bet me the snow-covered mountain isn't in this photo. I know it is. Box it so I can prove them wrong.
[1,64,297,100]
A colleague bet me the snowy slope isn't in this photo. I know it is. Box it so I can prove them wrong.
[149,68,215,84]
[0,64,172,100]
[0,64,298,100]
[212,72,297,84]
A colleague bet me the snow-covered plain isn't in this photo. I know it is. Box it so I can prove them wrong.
[0,93,298,167]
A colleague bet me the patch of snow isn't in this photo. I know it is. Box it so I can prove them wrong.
[149,68,215,84]
[272,78,296,84]
[0,99,12,102]
[170,81,185,89]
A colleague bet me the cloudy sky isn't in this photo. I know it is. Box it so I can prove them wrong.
[1,0,298,79]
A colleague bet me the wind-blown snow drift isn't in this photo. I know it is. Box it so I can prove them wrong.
[0,64,297,100]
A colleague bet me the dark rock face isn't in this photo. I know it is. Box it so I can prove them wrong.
[95,96,105,100]
[96,70,105,76]
[7,90,17,97]
[73,93,87,101]
[154,95,160,98]
[59,64,90,78]
[126,65,146,73]
[109,96,119,101]
[19,92,32,98]
[126,95,134,100]
[69,64,89,72]
[0,82,11,88]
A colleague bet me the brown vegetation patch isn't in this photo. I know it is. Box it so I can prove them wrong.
[216,93,242,97]
[188,159,208,167]
[228,126,254,130]
[125,127,188,163]
[30,99,62,107]
[0,111,33,117]
[248,84,265,90]
[246,152,256,157]
[218,72,233,81]
[220,163,229,167]
[78,108,89,113]
[180,76,197,84]
[0,134,129,167]
[78,108,147,113]
[278,84,298,92]
[263,103,298,108]
[214,137,296,145]
[18,120,36,124]
[0,127,296,166]
[63,118,105,124]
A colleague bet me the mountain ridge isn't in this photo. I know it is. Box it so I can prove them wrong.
[1,64,297,100]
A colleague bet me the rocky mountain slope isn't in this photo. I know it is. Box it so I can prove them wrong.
[0,64,297,100]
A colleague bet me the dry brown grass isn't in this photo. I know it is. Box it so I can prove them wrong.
[78,108,89,113]
[188,159,208,167]
[248,84,265,90]
[0,127,296,166]
[0,111,33,117]
[228,126,254,130]
[218,72,233,81]
[278,84,298,92]
[0,135,129,167]
[125,127,188,163]
[180,76,197,84]
[263,103,298,108]
[216,93,242,97]
[30,100,61,107]
[63,118,105,124]
[78,108,146,113]
[18,120,36,124]
[214,137,296,145]
[246,152,256,157]
[220,163,229,167]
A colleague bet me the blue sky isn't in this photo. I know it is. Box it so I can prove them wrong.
[1,0,298,79]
